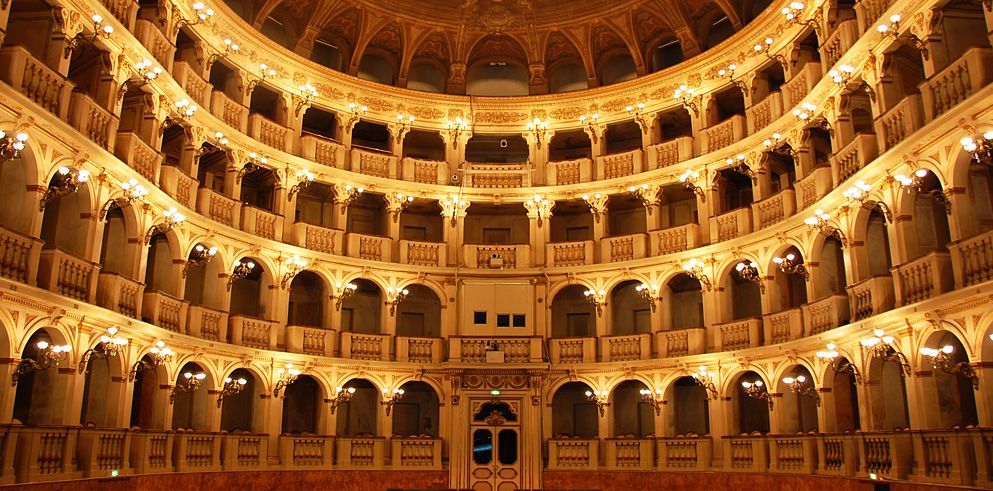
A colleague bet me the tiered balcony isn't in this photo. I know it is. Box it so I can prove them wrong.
[819,19,859,69]
[647,136,693,169]
[763,308,802,344]
[875,94,925,152]
[853,0,893,34]
[715,318,762,350]
[658,437,712,471]
[209,90,248,132]
[350,148,396,178]
[0,226,42,285]
[892,251,953,306]
[922,48,993,121]
[548,439,599,469]
[657,328,705,357]
[596,150,643,180]
[448,337,542,363]
[794,167,832,210]
[395,336,443,363]
[114,132,163,182]
[846,274,895,321]
[401,157,446,184]
[196,188,240,228]
[76,428,130,477]
[99,0,138,30]
[546,241,594,267]
[133,19,175,71]
[746,92,783,134]
[463,163,531,188]
[600,233,647,262]
[769,435,817,474]
[546,158,592,184]
[96,272,144,318]
[950,228,993,287]
[801,294,850,335]
[858,431,913,480]
[399,240,446,267]
[0,47,72,119]
[604,438,654,469]
[278,435,333,469]
[701,115,745,153]
[711,207,753,242]
[335,437,385,468]
[600,334,651,361]
[345,233,393,262]
[159,167,198,209]
[240,205,283,241]
[37,248,99,303]
[187,305,227,342]
[463,244,530,269]
[67,92,118,151]
[549,337,595,363]
[830,133,878,185]
[141,290,189,333]
[290,222,341,254]
[723,435,768,472]
[171,61,211,108]
[247,114,291,152]
[300,134,345,168]
[228,315,276,350]
[340,332,390,360]
[651,223,701,255]
[285,325,334,356]
[752,190,796,229]
[391,437,442,469]
[781,63,822,109]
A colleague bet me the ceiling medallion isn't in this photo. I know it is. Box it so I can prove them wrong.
[462,0,533,33]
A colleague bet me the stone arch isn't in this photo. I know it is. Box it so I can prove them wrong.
[608,379,654,437]
[717,256,764,322]
[551,381,598,438]
[663,375,710,436]
[12,328,73,425]
[818,355,862,432]
[339,277,384,333]
[724,369,771,434]
[79,338,128,427]
[608,279,653,336]
[288,270,328,328]
[395,284,442,338]
[281,374,327,434]
[917,329,979,428]
[774,364,820,433]
[219,367,266,432]
[0,136,42,236]
[335,377,381,436]
[550,284,596,338]
[392,380,440,437]
[228,254,277,320]
[171,361,214,431]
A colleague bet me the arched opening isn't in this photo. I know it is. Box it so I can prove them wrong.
[466,64,529,96]
[302,106,339,142]
[248,85,285,125]
[611,380,654,437]
[961,157,993,237]
[229,256,272,319]
[548,130,592,162]
[358,52,396,85]
[770,246,807,312]
[208,61,242,105]
[402,130,446,161]
[407,63,446,93]
[715,167,754,215]
[352,120,392,153]
[79,344,124,426]
[288,271,326,328]
[465,135,529,163]
[336,379,379,436]
[815,236,848,299]
[396,285,442,337]
[599,54,637,85]
[239,165,278,212]
[609,280,652,336]
[762,148,797,194]
[752,62,786,106]
[144,231,178,297]
[171,362,211,431]
[878,45,926,126]
[0,145,36,238]
[659,184,699,230]
[731,371,770,434]
[665,376,709,435]
[98,204,136,279]
[294,181,336,233]
[13,330,66,424]
[606,195,647,237]
[282,375,323,434]
[777,365,819,433]
[346,192,388,237]
[551,382,599,437]
[724,260,762,321]
[650,39,684,72]
[707,85,746,126]
[129,354,162,429]
[550,285,596,338]
[864,209,893,278]
[905,173,952,259]
[399,201,443,243]
[658,107,694,143]
[549,63,589,93]
[921,331,978,428]
[340,279,382,333]
[792,30,821,71]
[867,351,911,430]
[665,274,704,330]
[392,381,439,437]
[39,171,91,259]
[549,200,593,243]
[182,243,225,311]
[604,121,642,155]
[828,357,861,432]
[219,368,261,432]
[196,144,229,194]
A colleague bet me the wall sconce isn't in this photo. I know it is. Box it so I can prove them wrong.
[691,366,719,399]
[272,363,301,398]
[741,379,774,409]
[583,288,607,317]
[442,194,470,226]
[118,60,163,100]
[280,255,308,289]
[206,38,239,69]
[129,340,173,381]
[628,183,658,213]
[843,181,892,222]
[395,114,415,144]
[673,85,699,116]
[385,286,409,316]
[792,102,818,123]
[346,102,368,133]
[725,153,756,180]
[333,281,358,310]
[581,193,608,222]
[920,345,979,389]
[226,259,256,290]
[335,184,365,213]
[169,371,206,404]
[287,169,315,200]
[678,169,705,199]
[585,389,610,416]
[12,341,71,386]
[65,13,114,57]
[246,63,278,94]
[861,329,911,375]
[763,132,798,160]
[816,343,862,383]
[735,260,765,291]
[180,1,215,27]
[718,63,747,92]
[329,386,356,414]
[782,374,820,406]
[781,1,821,35]
[387,192,414,223]
[380,387,406,416]
[144,207,187,243]
[216,376,248,407]
[635,283,660,313]
[446,117,470,149]
[524,193,552,227]
[753,36,787,69]
[527,118,548,148]
[877,14,928,59]
[773,253,808,279]
[894,168,950,213]
[639,387,666,415]
[183,243,217,277]
[172,99,198,123]
[293,83,318,117]
[101,178,149,220]
[236,153,268,183]
[0,129,28,164]
[828,64,877,101]
[40,166,90,210]
[681,258,712,290]
[804,209,847,243]
[625,103,649,134]
[78,326,128,373]
[578,113,600,144]
[961,130,993,165]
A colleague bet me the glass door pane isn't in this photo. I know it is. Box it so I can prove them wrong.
[473,429,493,464]
[497,429,518,465]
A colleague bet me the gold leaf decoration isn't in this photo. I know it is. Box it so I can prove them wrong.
[473,111,528,124]
[407,106,445,120]
[549,106,586,120]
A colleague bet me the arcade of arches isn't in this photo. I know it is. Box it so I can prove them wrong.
[1,0,993,488]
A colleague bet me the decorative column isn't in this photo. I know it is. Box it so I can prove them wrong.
[440,197,470,267]
[523,195,552,267]
[384,192,410,260]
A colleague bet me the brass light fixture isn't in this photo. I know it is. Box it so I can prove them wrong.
[247,63,278,93]
[129,340,173,381]
[628,183,658,213]
[639,387,666,415]
[816,343,862,383]
[293,83,318,116]
[735,260,764,291]
[329,386,357,414]
[527,118,548,148]
[144,207,187,244]
[691,366,719,399]
[380,387,406,416]
[446,117,469,149]
[385,286,409,316]
[782,374,821,406]
[635,283,660,313]
[961,130,993,165]
[678,169,705,199]
[860,329,911,375]
[227,259,256,290]
[585,389,610,417]
[335,184,365,213]
[333,281,359,310]
[101,178,149,220]
[583,288,607,317]
[287,169,316,200]
[877,14,928,59]
[843,181,892,222]
[65,13,114,57]
[681,258,712,291]
[578,113,601,143]
[280,255,308,289]
[525,193,551,227]
[206,38,239,69]
[674,85,699,116]
[12,341,71,386]
[177,1,216,28]
[0,129,28,164]
[753,36,787,69]
[216,376,248,407]
[741,379,774,409]
[581,193,608,222]
[773,253,808,279]
[920,345,979,390]
[394,114,415,143]
[625,103,649,134]
[346,102,368,132]
[387,192,414,223]
[718,63,747,91]
[78,326,129,373]
[272,363,302,398]
[183,243,218,277]
[894,168,950,213]
[804,209,847,243]
[40,166,90,210]
[170,371,207,404]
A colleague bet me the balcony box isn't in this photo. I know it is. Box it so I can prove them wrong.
[248,113,290,153]
[291,222,341,255]
[228,315,276,350]
[350,148,397,178]
[819,19,859,69]
[96,271,144,318]
[196,188,240,228]
[548,439,599,469]
[172,432,221,473]
[402,157,447,184]
[464,163,531,188]
[0,46,73,119]
[450,337,542,363]
[816,434,858,477]
[892,251,953,306]
[546,241,593,267]
[345,233,393,262]
[335,437,385,469]
[596,149,643,180]
[600,234,648,263]
[769,435,816,474]
[794,167,833,211]
[847,274,895,321]
[875,94,925,152]
[395,336,443,364]
[37,247,99,303]
[159,166,198,209]
[187,305,228,342]
[340,332,390,361]
[130,430,174,475]
[950,228,993,288]
[781,63,822,109]
[746,92,783,134]
[68,92,119,151]
[399,240,446,267]
[391,437,442,469]
[763,308,802,345]
[100,0,138,31]
[114,132,162,182]
[701,115,745,153]
[0,226,43,285]
[301,134,346,168]
[549,337,596,364]
[600,334,651,362]
[922,48,993,121]
[604,438,654,470]
[220,433,268,470]
[648,136,694,169]
[278,435,333,469]
[715,318,762,351]
[710,207,753,242]
[658,436,712,471]
[723,435,768,473]
[801,294,850,335]
[240,205,283,241]
[752,190,796,229]
[141,290,189,333]
[830,134,878,185]
[463,244,530,269]
[77,428,131,477]
[134,18,175,71]
[657,328,705,357]
[651,223,701,255]
[546,158,592,184]
[286,325,334,356]
[209,90,247,133]
[172,61,211,108]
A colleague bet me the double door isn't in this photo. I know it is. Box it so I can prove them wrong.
[469,402,520,491]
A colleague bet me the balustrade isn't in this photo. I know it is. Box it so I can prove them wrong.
[858,431,913,480]
[830,134,878,185]
[114,132,162,182]
[801,294,850,335]
[172,62,211,108]
[340,332,390,361]
[220,434,267,470]
[768,435,816,474]
[301,134,346,168]
[100,0,138,30]
[794,167,832,211]
[345,233,393,262]
[546,158,591,184]
[846,274,895,321]
[187,305,228,342]
[716,318,762,351]
[247,114,290,153]
[0,226,42,285]
[701,115,745,154]
[658,437,711,471]
[711,207,753,242]
[657,328,705,357]
[391,438,441,469]
[781,63,821,109]
[14,426,78,483]
[0,47,72,119]
[401,157,446,184]
[763,308,802,344]
[450,337,542,363]
[548,439,599,469]
[399,240,445,267]
[278,435,332,469]
[133,19,175,71]
[209,90,248,132]
[395,336,442,364]
[605,438,654,469]
[37,248,99,303]
[335,437,384,468]
[892,251,953,306]
[68,92,118,151]
[96,271,144,318]
[650,223,701,255]
[601,334,651,362]
[240,205,283,241]
[600,234,647,263]
[815,434,857,477]
[463,244,529,269]
[596,150,643,180]
[876,94,925,152]
[950,228,993,288]
[546,241,593,267]
[463,163,531,188]
[159,167,198,208]
[173,432,221,473]
[911,430,976,486]
[923,48,993,121]
[228,315,275,350]
[76,428,130,478]
[286,325,333,356]
[196,188,240,228]
[747,92,783,134]
[130,430,174,475]
[647,136,693,169]
[291,222,341,255]
[752,190,796,229]
[723,435,768,473]
[819,20,859,69]
[350,148,397,179]
[549,337,595,364]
